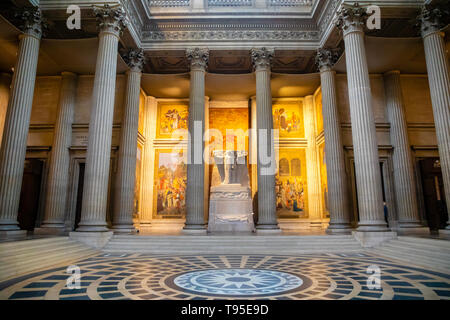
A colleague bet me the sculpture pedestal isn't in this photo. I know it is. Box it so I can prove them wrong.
[208,184,255,233]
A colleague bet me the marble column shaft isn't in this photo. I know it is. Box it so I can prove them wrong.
[317,51,351,232]
[304,95,323,226]
[336,6,388,231]
[0,11,42,231]
[419,6,450,229]
[77,6,125,232]
[112,50,144,232]
[383,71,421,228]
[251,48,279,230]
[184,48,208,231]
[41,72,78,229]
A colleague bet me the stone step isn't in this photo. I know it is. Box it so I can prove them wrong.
[397,236,450,248]
[0,242,88,263]
[381,240,450,257]
[103,248,362,254]
[0,238,99,282]
[381,242,450,259]
[0,239,76,257]
[371,247,449,273]
[0,237,65,249]
[1,247,98,281]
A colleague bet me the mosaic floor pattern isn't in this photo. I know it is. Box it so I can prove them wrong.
[1,253,449,300]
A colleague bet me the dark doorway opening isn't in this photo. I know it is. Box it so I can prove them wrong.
[74,162,85,231]
[419,158,448,232]
[17,159,44,231]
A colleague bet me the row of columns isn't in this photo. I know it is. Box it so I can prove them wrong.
[317,3,450,234]
[0,3,448,238]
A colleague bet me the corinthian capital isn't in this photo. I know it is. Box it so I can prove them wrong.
[335,3,368,35]
[251,48,274,71]
[417,5,448,38]
[93,4,126,36]
[122,49,145,72]
[17,7,46,39]
[186,48,209,71]
[316,48,340,72]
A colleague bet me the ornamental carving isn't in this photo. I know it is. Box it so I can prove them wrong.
[417,5,448,38]
[93,4,127,36]
[315,48,340,72]
[335,3,368,35]
[122,49,146,72]
[251,47,274,71]
[186,48,210,71]
[16,8,46,38]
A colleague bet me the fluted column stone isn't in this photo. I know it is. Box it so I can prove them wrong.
[418,5,450,230]
[112,49,145,233]
[336,4,388,232]
[0,9,44,238]
[38,72,78,233]
[183,48,208,233]
[304,95,323,228]
[76,5,126,232]
[251,48,280,232]
[316,49,352,234]
[384,71,422,229]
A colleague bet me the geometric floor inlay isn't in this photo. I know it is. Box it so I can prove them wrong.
[1,253,449,300]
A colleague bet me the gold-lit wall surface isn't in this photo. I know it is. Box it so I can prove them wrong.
[276,148,308,218]
[272,100,305,138]
[0,74,11,145]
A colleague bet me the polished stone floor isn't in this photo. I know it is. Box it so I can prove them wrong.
[0,253,449,300]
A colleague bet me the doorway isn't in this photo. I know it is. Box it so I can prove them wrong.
[419,158,448,232]
[17,159,44,231]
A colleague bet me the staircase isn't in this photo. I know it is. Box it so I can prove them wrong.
[370,236,450,273]
[103,234,363,255]
[0,237,99,282]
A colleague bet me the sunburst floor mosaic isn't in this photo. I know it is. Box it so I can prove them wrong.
[1,253,449,300]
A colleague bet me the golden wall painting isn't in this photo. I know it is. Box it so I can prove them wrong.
[156,102,189,139]
[272,101,305,138]
[208,108,249,187]
[153,150,187,219]
[319,143,329,218]
[275,148,308,218]
[134,144,143,219]
[315,90,324,134]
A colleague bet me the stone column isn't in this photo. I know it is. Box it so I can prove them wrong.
[336,4,389,234]
[0,9,44,239]
[304,95,323,228]
[251,48,280,233]
[37,72,78,234]
[418,5,450,231]
[74,5,125,235]
[112,49,145,233]
[383,71,423,230]
[316,49,352,234]
[183,48,208,233]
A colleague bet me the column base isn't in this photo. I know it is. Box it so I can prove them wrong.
[34,227,67,236]
[75,222,109,232]
[256,224,282,235]
[326,223,353,235]
[439,229,450,236]
[395,226,430,236]
[0,230,27,241]
[352,231,397,248]
[182,225,207,235]
[356,220,390,232]
[69,231,113,249]
[112,224,137,234]
[309,221,323,229]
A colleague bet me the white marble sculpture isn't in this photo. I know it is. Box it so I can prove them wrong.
[208,150,255,232]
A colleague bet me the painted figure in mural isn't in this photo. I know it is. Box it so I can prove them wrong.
[276,175,305,215]
[273,108,301,134]
[161,108,188,134]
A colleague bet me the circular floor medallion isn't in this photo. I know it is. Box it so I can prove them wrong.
[172,268,304,297]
